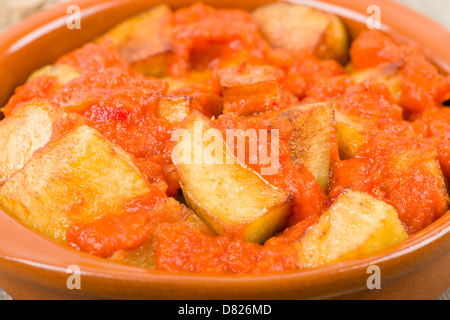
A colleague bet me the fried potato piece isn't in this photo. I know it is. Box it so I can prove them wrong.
[219,65,283,116]
[349,62,404,103]
[0,123,151,243]
[1,65,81,117]
[278,103,337,191]
[334,110,376,159]
[101,4,174,78]
[252,3,349,64]
[390,148,447,192]
[158,96,193,125]
[109,236,159,270]
[387,147,450,234]
[293,189,408,268]
[163,69,219,94]
[172,112,292,244]
[28,64,81,85]
[0,100,59,184]
[157,95,222,125]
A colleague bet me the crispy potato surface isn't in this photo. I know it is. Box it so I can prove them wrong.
[294,189,408,268]
[0,123,151,243]
[173,112,292,244]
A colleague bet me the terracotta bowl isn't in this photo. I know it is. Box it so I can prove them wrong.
[0,0,449,300]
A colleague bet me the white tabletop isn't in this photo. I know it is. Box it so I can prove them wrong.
[395,0,449,30]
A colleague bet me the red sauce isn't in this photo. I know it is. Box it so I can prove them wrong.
[349,30,419,70]
[335,80,403,122]
[52,68,171,156]
[155,224,300,274]
[415,108,450,181]
[400,54,450,114]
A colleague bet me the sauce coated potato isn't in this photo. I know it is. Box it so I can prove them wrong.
[173,112,292,244]
[294,189,408,268]
[278,103,337,191]
[0,100,59,184]
[0,122,151,243]
[99,4,174,78]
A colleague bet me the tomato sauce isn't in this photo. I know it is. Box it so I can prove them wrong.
[415,108,450,180]
[67,182,178,258]
[284,54,345,99]
[155,224,300,274]
[57,41,132,74]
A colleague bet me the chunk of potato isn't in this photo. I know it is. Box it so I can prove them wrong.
[278,103,337,191]
[219,65,283,116]
[293,189,408,268]
[0,123,151,243]
[158,96,193,125]
[172,112,292,244]
[109,236,159,270]
[100,4,174,78]
[387,147,450,233]
[163,70,218,94]
[157,95,223,125]
[334,109,376,159]
[390,148,447,189]
[349,62,404,103]
[28,64,81,85]
[0,100,60,184]
[252,3,349,64]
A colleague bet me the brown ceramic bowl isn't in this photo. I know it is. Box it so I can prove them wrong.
[0,0,449,300]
